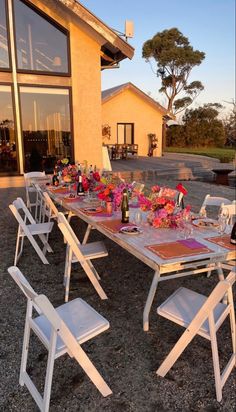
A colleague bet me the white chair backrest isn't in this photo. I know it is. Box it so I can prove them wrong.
[7,266,40,313]
[220,202,236,224]
[24,171,45,187]
[9,197,36,225]
[43,192,59,218]
[57,212,84,261]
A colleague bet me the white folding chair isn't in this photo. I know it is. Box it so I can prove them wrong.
[57,212,108,302]
[156,271,236,402]
[8,266,112,412]
[24,172,46,216]
[9,197,54,265]
[42,191,73,223]
[220,202,236,226]
[199,194,232,217]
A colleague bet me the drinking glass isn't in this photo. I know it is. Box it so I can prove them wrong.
[134,210,143,226]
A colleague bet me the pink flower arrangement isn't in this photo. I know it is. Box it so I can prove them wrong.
[138,183,190,228]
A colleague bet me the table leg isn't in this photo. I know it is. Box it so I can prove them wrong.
[216,262,225,281]
[143,270,161,332]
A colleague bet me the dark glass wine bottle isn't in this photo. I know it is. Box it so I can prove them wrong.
[52,169,59,186]
[77,174,84,196]
[121,189,129,223]
[230,222,236,245]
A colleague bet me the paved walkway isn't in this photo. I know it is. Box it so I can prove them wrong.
[0,153,234,188]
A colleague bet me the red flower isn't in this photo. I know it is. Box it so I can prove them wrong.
[176,183,188,196]
[93,172,100,182]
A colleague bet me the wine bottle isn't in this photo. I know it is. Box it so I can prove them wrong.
[230,222,236,245]
[121,189,129,223]
[52,169,59,186]
[77,174,84,196]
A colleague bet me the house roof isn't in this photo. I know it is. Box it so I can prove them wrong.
[57,0,134,67]
[102,82,171,115]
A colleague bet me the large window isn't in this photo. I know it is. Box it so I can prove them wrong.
[0,0,10,69]
[19,86,72,172]
[117,123,134,144]
[0,85,17,173]
[14,0,69,74]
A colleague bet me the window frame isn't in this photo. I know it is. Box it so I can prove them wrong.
[0,82,20,175]
[0,0,12,72]
[18,83,74,171]
[117,122,134,145]
[12,0,71,77]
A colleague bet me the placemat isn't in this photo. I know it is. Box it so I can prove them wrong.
[49,187,69,194]
[146,239,212,259]
[206,235,235,250]
[80,208,112,217]
[63,196,84,203]
[98,219,133,233]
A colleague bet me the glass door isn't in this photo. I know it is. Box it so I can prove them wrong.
[19,86,72,172]
[117,123,134,144]
[0,85,18,173]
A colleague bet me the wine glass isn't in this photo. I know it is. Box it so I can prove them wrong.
[218,209,229,235]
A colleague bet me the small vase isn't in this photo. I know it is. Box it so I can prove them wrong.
[106,201,113,214]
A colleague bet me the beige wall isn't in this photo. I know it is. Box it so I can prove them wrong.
[102,89,163,157]
[69,22,103,168]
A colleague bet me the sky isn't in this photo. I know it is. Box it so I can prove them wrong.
[80,0,235,115]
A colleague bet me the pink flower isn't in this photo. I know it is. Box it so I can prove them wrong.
[157,208,168,218]
[164,202,175,214]
[151,185,160,193]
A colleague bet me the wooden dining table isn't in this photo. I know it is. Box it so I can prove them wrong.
[43,184,236,331]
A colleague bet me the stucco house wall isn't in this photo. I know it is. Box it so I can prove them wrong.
[102,88,164,157]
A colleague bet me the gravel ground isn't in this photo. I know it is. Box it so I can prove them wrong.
[0,179,235,412]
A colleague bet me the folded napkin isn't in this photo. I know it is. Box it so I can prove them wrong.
[178,238,206,249]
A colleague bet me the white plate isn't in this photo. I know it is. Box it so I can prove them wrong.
[82,206,102,214]
[192,218,219,228]
[119,226,143,235]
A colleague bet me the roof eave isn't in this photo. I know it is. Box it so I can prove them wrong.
[57,0,134,61]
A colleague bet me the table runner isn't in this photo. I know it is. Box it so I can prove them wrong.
[206,235,235,250]
[146,238,213,259]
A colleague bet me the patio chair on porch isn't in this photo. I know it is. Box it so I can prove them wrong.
[57,212,108,302]
[156,270,236,402]
[8,266,112,412]
[9,197,54,265]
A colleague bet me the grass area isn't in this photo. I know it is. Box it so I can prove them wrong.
[165,147,235,163]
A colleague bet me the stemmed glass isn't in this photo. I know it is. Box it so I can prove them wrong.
[218,210,228,236]
[182,213,193,239]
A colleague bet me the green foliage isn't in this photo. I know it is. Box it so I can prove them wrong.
[142,28,205,114]
[166,104,226,148]
[165,147,235,163]
[222,109,236,147]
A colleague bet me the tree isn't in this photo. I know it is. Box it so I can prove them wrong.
[222,100,236,147]
[142,28,205,115]
[166,104,225,147]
